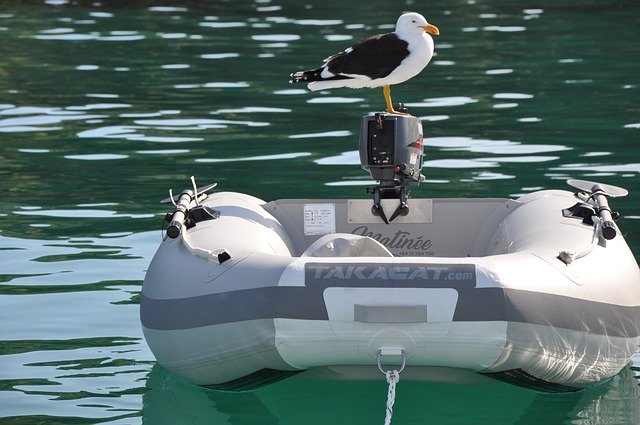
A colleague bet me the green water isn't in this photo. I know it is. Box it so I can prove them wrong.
[1,0,639,423]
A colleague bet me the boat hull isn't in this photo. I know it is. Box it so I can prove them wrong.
[141,189,640,391]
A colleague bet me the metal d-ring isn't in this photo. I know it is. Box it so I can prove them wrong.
[377,348,406,375]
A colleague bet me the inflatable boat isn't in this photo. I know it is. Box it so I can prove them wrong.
[141,114,640,392]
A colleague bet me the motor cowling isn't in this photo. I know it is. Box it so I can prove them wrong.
[359,113,425,189]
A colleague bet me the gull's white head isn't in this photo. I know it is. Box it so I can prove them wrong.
[395,12,440,36]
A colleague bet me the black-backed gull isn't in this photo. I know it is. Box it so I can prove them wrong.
[290,12,439,114]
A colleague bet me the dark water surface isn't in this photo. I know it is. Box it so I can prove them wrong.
[1,0,639,423]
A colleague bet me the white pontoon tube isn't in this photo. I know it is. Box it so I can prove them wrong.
[141,114,640,393]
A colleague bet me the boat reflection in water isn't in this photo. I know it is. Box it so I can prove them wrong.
[142,363,640,424]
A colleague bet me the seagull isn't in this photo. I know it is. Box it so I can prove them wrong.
[290,12,440,114]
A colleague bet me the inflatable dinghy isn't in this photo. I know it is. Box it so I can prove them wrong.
[141,114,640,392]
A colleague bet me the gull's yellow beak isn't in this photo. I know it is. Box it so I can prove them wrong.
[422,23,440,36]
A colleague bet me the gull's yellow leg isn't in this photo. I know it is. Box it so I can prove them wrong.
[383,85,396,113]
[383,85,407,114]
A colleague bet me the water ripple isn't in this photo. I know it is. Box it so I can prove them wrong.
[68,103,131,111]
[199,21,247,29]
[325,35,353,42]
[486,69,514,75]
[180,81,250,89]
[0,109,106,133]
[148,6,188,13]
[195,152,311,163]
[136,149,190,155]
[483,26,526,32]
[135,118,269,127]
[14,208,150,219]
[294,19,343,26]
[424,136,570,155]
[289,130,351,139]
[315,151,358,165]
[419,115,449,122]
[426,159,498,169]
[405,97,479,108]
[76,125,203,143]
[212,106,292,114]
[64,154,129,161]
[201,53,239,59]
[34,31,145,41]
[307,97,364,104]
[274,89,307,95]
[257,5,282,13]
[493,93,534,100]
[18,149,50,154]
[160,64,190,69]
[251,34,300,42]
[553,163,640,174]
[472,171,516,180]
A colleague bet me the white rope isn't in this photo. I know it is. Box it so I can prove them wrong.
[384,370,400,425]
[378,349,405,425]
[558,216,602,264]
[181,231,229,263]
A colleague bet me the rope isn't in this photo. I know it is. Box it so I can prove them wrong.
[378,349,405,425]
[384,370,400,425]
[558,216,602,264]
[181,230,229,264]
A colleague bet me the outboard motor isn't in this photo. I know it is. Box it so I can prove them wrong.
[359,113,425,223]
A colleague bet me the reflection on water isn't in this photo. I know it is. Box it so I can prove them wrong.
[314,135,569,174]
[1,0,639,423]
[0,230,155,422]
[2,338,148,422]
[195,151,311,163]
[142,364,640,425]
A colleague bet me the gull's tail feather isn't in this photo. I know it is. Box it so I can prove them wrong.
[289,68,324,84]
[289,67,353,91]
